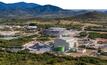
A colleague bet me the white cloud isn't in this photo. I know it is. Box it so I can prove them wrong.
[0,0,107,9]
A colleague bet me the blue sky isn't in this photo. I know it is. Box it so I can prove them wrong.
[0,0,107,9]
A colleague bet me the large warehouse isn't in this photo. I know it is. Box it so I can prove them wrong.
[42,27,67,36]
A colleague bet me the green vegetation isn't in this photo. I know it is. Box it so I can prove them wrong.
[89,32,107,39]
[0,34,38,47]
[85,26,107,32]
[0,37,32,47]
[0,51,107,65]
[36,36,50,41]
[29,23,37,26]
[79,32,88,37]
[37,24,82,30]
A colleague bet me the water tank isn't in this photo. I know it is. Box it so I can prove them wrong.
[55,46,65,52]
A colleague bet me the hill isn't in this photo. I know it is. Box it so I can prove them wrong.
[73,11,107,21]
[0,2,107,24]
[0,2,90,18]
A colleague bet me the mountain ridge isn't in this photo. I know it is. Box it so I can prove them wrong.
[0,2,107,19]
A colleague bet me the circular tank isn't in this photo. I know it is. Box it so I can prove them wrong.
[55,46,65,52]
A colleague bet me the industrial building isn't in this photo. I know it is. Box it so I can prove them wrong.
[24,25,37,32]
[53,34,78,52]
[42,27,67,36]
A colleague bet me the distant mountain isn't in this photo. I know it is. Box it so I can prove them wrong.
[73,11,107,21]
[0,2,107,19]
[0,2,41,10]
[0,2,90,18]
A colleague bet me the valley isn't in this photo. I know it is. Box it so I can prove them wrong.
[0,2,107,65]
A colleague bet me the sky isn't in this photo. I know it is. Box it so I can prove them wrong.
[0,0,107,9]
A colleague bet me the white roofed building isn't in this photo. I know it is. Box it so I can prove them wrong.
[53,33,78,52]
[26,26,37,30]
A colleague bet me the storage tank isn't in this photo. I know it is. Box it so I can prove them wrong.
[55,46,65,52]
